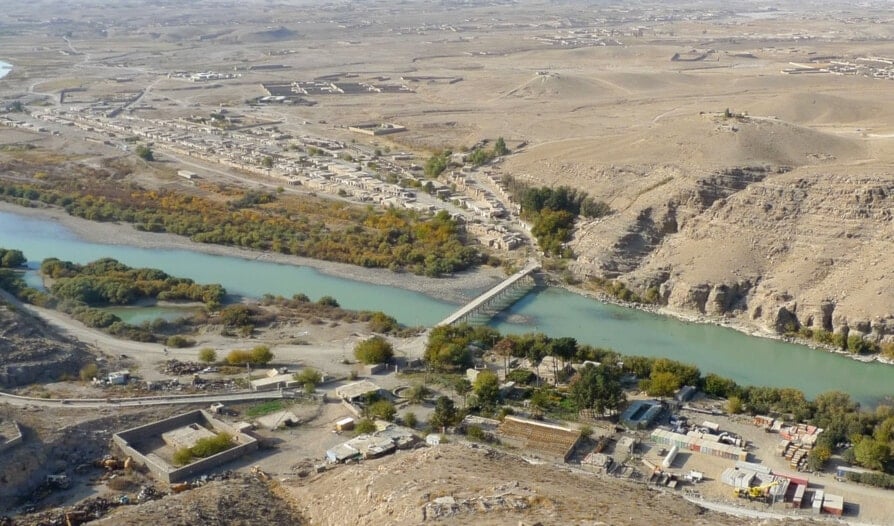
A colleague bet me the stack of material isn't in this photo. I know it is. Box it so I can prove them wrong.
[498,416,582,462]
[651,429,748,461]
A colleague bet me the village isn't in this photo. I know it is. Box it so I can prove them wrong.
[4,330,885,525]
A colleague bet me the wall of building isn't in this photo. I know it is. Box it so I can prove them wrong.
[112,410,258,484]
[0,421,23,453]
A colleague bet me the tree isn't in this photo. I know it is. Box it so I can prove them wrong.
[493,337,515,376]
[454,378,472,408]
[354,336,394,364]
[807,443,832,471]
[135,144,154,161]
[645,371,681,397]
[406,383,431,404]
[355,418,376,435]
[198,348,217,363]
[727,396,744,415]
[430,396,457,431]
[368,400,396,421]
[473,369,500,410]
[854,437,891,471]
[250,345,274,365]
[494,137,509,156]
[403,411,418,428]
[261,156,273,168]
[0,249,26,268]
[569,364,625,415]
[294,368,323,392]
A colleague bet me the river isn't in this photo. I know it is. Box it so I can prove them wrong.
[0,210,891,406]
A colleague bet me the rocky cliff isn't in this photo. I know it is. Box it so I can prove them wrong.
[505,113,894,344]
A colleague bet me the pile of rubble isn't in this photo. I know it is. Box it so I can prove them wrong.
[160,360,205,376]
[422,492,532,520]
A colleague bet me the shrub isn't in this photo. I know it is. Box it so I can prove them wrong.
[316,295,339,308]
[466,424,485,441]
[368,400,396,421]
[166,335,194,348]
[403,411,418,428]
[172,448,193,466]
[294,368,323,392]
[355,418,376,435]
[198,348,217,363]
[354,336,394,364]
[190,433,233,458]
[79,363,99,382]
[226,349,252,365]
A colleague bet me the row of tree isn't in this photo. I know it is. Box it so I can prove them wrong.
[0,178,480,277]
[41,257,226,308]
[0,248,25,268]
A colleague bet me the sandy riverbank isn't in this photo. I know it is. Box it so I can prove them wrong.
[0,201,506,305]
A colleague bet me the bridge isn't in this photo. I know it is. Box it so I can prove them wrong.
[437,260,540,326]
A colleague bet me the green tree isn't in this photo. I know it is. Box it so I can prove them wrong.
[727,396,744,414]
[854,437,891,471]
[807,443,832,471]
[473,369,500,410]
[430,396,457,430]
[250,345,274,365]
[403,411,418,428]
[135,144,154,161]
[355,418,376,435]
[569,363,625,415]
[494,137,509,156]
[198,348,217,363]
[406,383,431,404]
[294,368,323,392]
[454,378,472,408]
[0,249,26,268]
[644,371,681,397]
[261,156,273,168]
[354,336,394,364]
[368,400,396,421]
[424,151,449,177]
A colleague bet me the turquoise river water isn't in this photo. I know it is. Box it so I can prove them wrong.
[0,210,891,406]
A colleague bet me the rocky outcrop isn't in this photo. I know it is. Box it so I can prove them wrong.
[0,305,91,387]
[570,167,894,343]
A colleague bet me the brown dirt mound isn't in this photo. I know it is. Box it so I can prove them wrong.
[281,444,771,526]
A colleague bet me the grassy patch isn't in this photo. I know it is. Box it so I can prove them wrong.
[245,400,287,417]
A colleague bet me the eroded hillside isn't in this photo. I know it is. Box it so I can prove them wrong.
[504,111,894,342]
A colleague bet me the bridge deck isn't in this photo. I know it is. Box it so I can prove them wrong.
[437,261,540,326]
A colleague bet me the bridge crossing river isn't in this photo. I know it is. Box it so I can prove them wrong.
[437,261,540,326]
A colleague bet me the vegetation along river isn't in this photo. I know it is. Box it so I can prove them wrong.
[1,210,891,406]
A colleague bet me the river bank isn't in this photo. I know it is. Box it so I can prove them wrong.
[558,278,894,368]
[0,201,504,305]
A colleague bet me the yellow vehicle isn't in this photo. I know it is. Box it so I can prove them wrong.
[734,481,779,501]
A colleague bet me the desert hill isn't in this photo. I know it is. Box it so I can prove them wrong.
[503,111,893,341]
[279,444,783,526]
